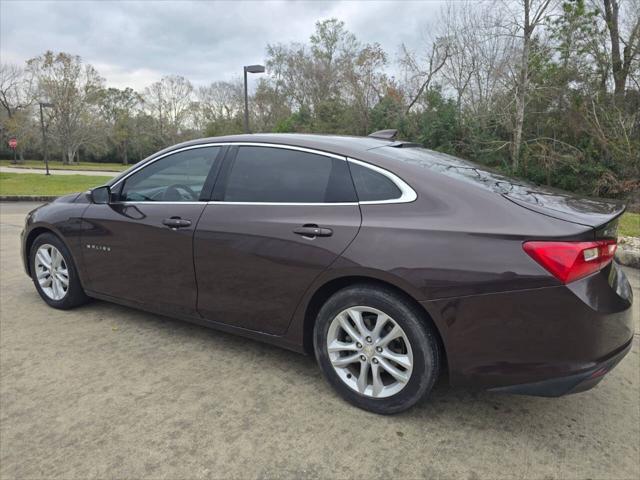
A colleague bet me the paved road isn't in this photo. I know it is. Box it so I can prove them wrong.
[0,166,119,177]
[1,202,638,480]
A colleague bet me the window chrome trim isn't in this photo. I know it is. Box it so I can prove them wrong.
[113,201,206,205]
[206,201,359,206]
[110,142,347,188]
[347,158,417,204]
[109,141,417,206]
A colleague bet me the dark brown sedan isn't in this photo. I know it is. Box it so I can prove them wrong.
[21,132,634,414]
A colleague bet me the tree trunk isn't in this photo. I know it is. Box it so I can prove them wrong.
[603,0,625,99]
[512,27,531,171]
[123,139,129,165]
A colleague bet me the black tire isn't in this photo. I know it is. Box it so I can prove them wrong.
[313,284,440,414]
[30,232,89,310]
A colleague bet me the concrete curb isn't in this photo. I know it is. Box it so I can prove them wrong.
[0,195,58,202]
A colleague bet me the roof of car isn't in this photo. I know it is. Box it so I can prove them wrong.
[107,133,402,187]
[178,133,396,157]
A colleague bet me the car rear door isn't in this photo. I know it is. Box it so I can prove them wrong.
[80,145,225,316]
[194,144,362,335]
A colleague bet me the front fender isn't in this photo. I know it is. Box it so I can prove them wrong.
[22,199,91,284]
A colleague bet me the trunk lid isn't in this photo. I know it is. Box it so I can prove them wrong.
[503,187,625,229]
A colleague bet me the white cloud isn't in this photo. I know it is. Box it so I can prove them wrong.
[0,0,444,89]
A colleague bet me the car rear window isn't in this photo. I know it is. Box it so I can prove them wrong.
[379,146,538,196]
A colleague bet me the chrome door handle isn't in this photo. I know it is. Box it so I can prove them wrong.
[293,225,333,238]
[162,217,192,229]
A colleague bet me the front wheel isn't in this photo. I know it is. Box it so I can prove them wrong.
[313,285,441,414]
[30,232,89,309]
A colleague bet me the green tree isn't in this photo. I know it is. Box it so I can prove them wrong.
[97,87,141,164]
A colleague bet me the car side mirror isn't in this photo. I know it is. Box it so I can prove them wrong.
[90,185,111,204]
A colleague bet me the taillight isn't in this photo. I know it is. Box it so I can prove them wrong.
[523,240,617,284]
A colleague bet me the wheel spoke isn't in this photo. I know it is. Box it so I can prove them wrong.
[51,277,60,299]
[370,313,390,342]
[357,361,370,393]
[371,363,384,397]
[56,272,69,287]
[337,313,361,342]
[331,353,361,367]
[380,348,412,369]
[377,325,403,348]
[347,308,369,337]
[36,268,49,279]
[379,357,409,383]
[50,248,59,268]
[36,250,51,269]
[328,339,359,353]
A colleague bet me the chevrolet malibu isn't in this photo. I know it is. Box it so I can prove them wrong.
[21,132,634,414]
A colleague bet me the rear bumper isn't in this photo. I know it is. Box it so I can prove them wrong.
[423,261,634,394]
[488,338,632,396]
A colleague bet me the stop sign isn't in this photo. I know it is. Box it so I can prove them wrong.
[8,138,17,149]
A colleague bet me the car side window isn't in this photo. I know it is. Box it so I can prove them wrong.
[223,146,357,203]
[349,162,402,202]
[120,147,221,202]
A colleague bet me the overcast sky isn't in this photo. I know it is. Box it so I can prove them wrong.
[0,0,444,91]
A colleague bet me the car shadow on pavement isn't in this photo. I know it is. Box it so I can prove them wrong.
[78,297,637,427]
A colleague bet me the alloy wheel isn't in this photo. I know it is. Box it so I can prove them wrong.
[34,244,69,301]
[326,306,414,398]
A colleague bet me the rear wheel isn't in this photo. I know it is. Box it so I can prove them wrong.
[30,232,88,309]
[314,285,440,414]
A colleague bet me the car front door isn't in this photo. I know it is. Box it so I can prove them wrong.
[194,145,362,335]
[81,145,224,316]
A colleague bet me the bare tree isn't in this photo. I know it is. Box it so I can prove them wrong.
[0,63,37,162]
[144,75,194,145]
[0,63,35,118]
[507,0,556,170]
[599,0,640,98]
[345,43,388,134]
[27,51,104,164]
[194,80,243,130]
[98,87,142,164]
[400,35,451,115]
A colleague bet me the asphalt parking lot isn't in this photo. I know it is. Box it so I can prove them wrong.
[1,202,638,480]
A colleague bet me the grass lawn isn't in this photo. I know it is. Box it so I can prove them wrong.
[0,173,113,196]
[1,159,129,172]
[619,212,639,237]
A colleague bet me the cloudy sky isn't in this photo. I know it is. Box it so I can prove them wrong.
[0,0,444,91]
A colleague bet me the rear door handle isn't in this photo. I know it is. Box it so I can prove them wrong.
[293,225,333,238]
[162,217,192,229]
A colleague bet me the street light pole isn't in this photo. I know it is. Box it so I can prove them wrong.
[243,64,265,133]
[39,102,54,176]
[243,67,249,133]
